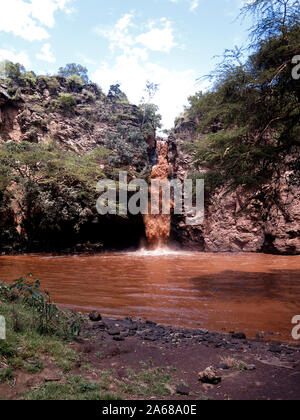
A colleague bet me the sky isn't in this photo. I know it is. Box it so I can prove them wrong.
[0,0,251,129]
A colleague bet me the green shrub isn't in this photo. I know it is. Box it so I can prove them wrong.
[10,275,83,339]
[37,76,60,93]
[57,93,77,111]
[67,74,84,92]
[22,71,37,87]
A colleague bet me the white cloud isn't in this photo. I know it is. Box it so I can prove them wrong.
[36,43,56,63]
[93,13,202,129]
[93,54,207,129]
[0,0,73,41]
[95,13,177,55]
[94,13,135,52]
[136,19,177,52]
[189,0,199,12]
[0,48,31,68]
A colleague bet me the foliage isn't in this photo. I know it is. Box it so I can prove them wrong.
[0,61,37,89]
[186,0,300,192]
[241,0,300,44]
[58,63,89,84]
[0,141,109,250]
[0,61,25,81]
[138,103,162,136]
[57,93,77,110]
[37,75,60,92]
[104,124,150,170]
[67,74,84,92]
[8,275,83,338]
[0,280,81,392]
[138,80,161,135]
[108,84,129,103]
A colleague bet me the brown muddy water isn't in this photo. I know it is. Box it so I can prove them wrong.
[0,250,299,342]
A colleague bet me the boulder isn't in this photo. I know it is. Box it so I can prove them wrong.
[89,311,102,322]
[176,384,190,396]
[198,367,221,385]
[232,332,247,340]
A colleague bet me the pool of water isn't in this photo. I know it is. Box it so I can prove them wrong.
[0,250,299,342]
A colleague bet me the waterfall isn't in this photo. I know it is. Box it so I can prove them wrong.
[143,141,171,249]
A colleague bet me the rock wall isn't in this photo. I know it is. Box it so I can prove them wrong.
[169,121,300,255]
[0,78,153,254]
[0,79,149,152]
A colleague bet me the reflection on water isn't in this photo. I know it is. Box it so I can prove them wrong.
[0,252,299,342]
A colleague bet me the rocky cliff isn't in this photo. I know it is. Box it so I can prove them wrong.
[1,72,299,255]
[0,74,156,253]
[0,77,150,152]
[169,120,300,255]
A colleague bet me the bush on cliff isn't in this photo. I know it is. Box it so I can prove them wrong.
[57,93,77,111]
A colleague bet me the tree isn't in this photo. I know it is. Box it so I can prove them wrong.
[108,84,128,102]
[139,80,161,134]
[58,63,89,83]
[143,80,159,103]
[187,0,300,192]
[241,0,300,44]
[0,61,25,81]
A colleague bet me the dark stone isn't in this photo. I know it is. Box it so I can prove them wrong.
[269,345,282,354]
[108,329,121,336]
[146,320,157,326]
[218,363,229,370]
[92,322,106,330]
[89,311,102,322]
[128,324,138,331]
[143,336,156,341]
[113,336,125,341]
[232,332,247,340]
[176,385,190,396]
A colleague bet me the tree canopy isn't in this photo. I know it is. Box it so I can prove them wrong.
[58,63,89,84]
[186,0,300,192]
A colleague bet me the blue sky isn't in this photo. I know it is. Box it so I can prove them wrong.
[0,0,251,128]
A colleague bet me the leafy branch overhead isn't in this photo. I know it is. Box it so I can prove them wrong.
[186,0,300,192]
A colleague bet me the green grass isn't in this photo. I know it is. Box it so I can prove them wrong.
[0,282,179,401]
[22,375,123,401]
[24,359,45,374]
[0,284,79,387]
[119,367,175,397]
[0,368,14,384]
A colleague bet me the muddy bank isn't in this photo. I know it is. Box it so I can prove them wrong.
[78,315,300,400]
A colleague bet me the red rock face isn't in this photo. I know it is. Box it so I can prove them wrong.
[169,126,300,255]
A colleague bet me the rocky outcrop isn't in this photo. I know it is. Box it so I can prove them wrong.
[0,76,153,254]
[0,77,153,153]
[169,121,300,255]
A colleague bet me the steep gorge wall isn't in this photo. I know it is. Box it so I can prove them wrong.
[168,120,300,255]
[0,78,153,253]
[0,79,146,152]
